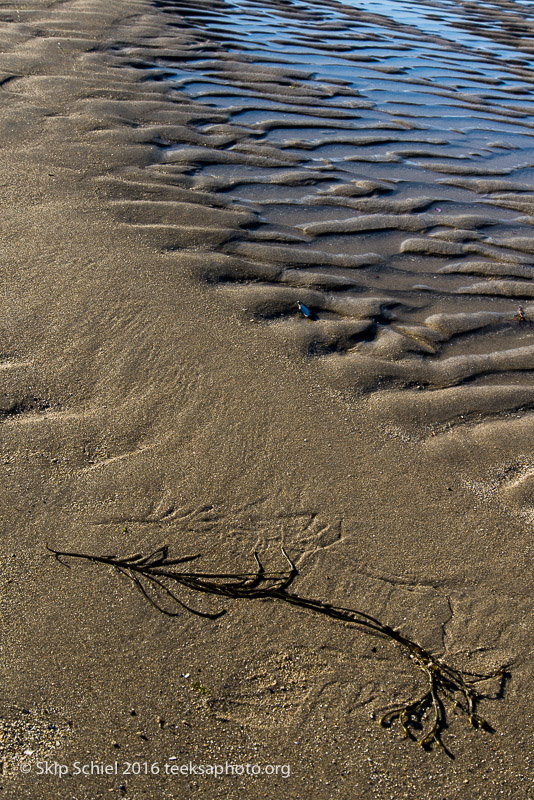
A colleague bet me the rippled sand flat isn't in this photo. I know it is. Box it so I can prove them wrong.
[125,0,534,410]
[0,1,533,798]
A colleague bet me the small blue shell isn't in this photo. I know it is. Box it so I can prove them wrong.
[298,301,318,320]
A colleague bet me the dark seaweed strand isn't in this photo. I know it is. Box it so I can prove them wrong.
[46,543,507,750]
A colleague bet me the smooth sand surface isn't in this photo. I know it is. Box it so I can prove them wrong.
[0,1,533,797]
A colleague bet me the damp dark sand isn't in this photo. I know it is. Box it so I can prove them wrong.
[0,1,533,798]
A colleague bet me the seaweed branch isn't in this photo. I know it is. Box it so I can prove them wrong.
[46,543,507,750]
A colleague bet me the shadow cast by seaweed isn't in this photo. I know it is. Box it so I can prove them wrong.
[47,543,508,752]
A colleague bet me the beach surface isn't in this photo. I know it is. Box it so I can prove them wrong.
[0,1,533,797]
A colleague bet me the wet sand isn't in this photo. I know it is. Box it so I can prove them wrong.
[0,0,533,798]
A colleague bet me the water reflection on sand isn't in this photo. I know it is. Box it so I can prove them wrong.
[153,0,534,414]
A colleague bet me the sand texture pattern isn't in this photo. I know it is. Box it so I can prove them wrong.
[0,0,533,798]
